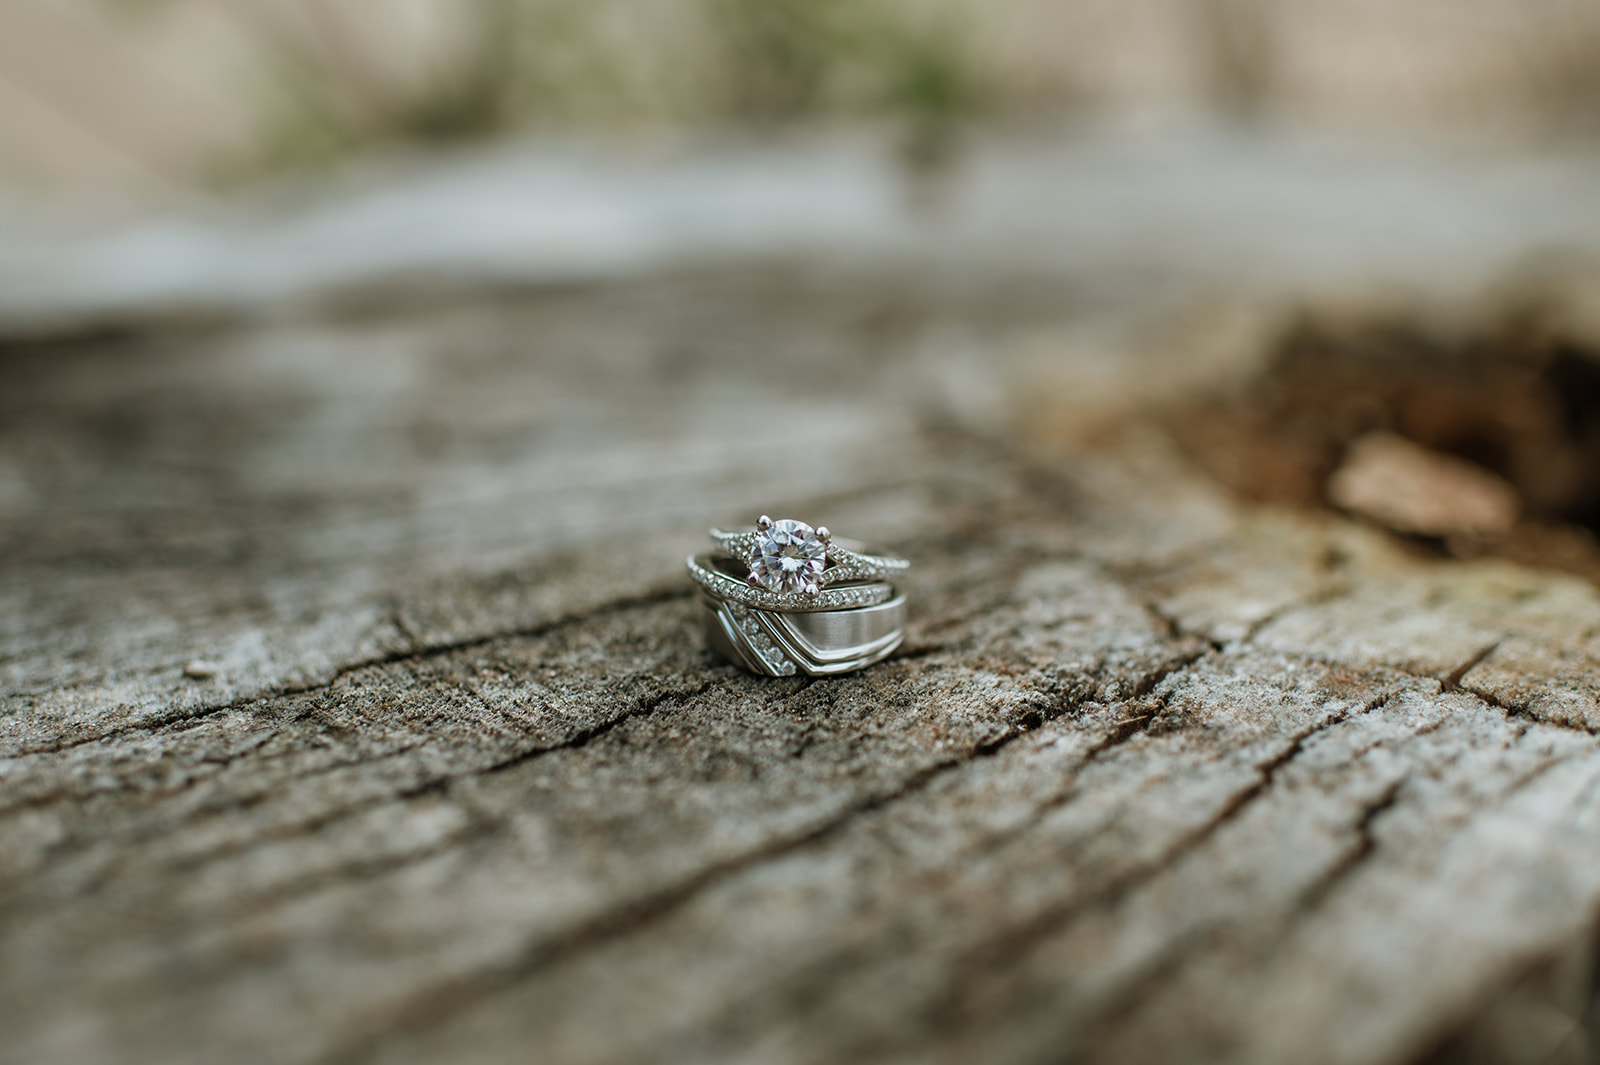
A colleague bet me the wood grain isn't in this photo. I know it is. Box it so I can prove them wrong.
[4,269,1600,1065]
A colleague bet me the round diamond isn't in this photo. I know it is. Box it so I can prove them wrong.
[748,519,827,595]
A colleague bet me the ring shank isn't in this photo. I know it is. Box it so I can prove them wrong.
[692,521,909,676]
[699,593,906,677]
[783,595,906,653]
[687,554,893,612]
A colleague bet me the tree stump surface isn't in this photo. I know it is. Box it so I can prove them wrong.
[7,202,1600,1064]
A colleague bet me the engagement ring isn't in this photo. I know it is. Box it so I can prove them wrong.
[688,516,910,676]
[710,516,910,599]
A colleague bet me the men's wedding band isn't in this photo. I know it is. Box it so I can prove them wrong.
[701,593,907,677]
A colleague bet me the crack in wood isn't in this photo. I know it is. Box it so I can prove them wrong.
[198,815,498,924]
[1236,580,1355,647]
[11,586,692,759]
[322,643,1206,1060]
[1058,758,1414,1055]
[1441,640,1501,693]
[318,753,1018,1063]
[475,681,714,778]
[315,644,1164,1063]
[915,682,1397,1027]
[1293,776,1405,916]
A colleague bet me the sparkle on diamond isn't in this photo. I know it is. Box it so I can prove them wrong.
[748,519,827,595]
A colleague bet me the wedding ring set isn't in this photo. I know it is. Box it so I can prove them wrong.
[687,516,908,676]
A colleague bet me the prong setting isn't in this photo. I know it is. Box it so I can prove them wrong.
[746,517,828,596]
[707,520,909,596]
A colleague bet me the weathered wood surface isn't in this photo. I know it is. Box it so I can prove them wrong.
[6,264,1600,1065]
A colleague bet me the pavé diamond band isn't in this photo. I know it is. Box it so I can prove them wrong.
[686,554,894,613]
[689,516,909,676]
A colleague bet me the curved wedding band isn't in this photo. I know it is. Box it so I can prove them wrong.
[701,593,907,677]
[686,554,894,613]
[689,515,910,677]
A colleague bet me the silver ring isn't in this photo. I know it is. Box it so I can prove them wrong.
[711,516,909,599]
[690,515,910,676]
[686,554,894,613]
[701,593,907,677]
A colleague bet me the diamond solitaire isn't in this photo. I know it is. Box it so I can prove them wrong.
[699,517,909,609]
[748,516,830,596]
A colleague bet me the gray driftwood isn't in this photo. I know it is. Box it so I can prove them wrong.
[5,268,1600,1065]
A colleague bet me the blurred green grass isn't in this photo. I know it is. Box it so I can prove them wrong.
[9,0,1600,196]
[222,0,980,181]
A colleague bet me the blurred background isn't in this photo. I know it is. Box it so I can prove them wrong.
[9,8,1600,1062]
[7,0,1600,690]
[7,0,1600,199]
[4,0,1600,322]
[6,0,1600,305]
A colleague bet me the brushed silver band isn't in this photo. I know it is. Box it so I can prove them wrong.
[700,593,907,677]
[690,515,910,676]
